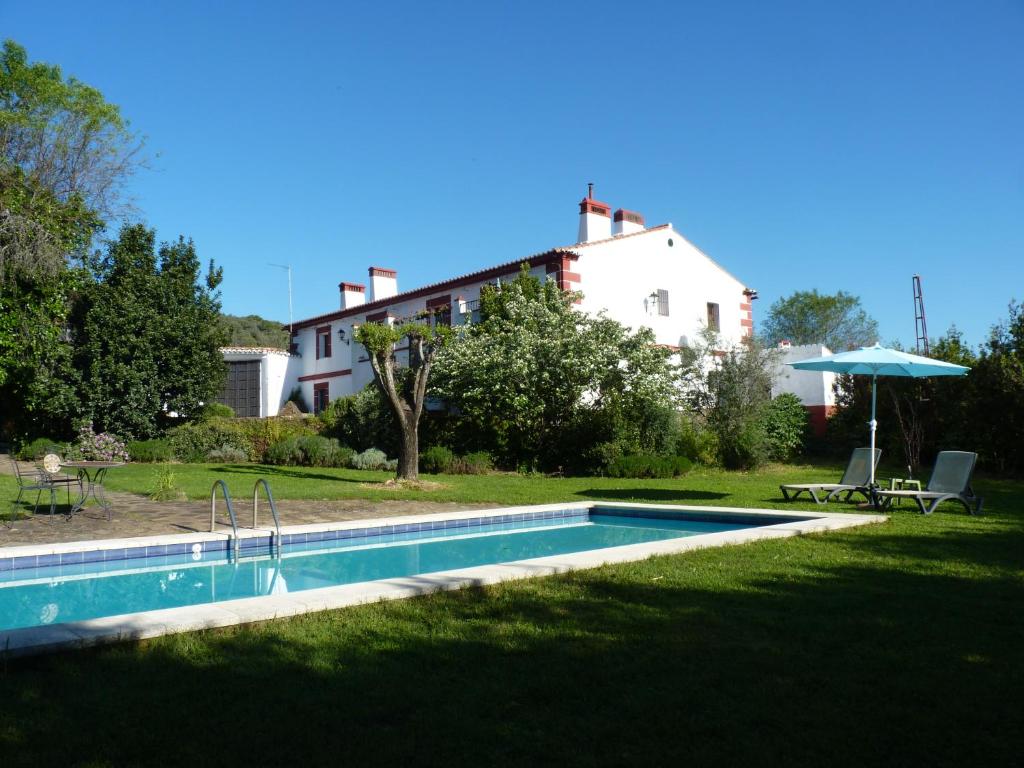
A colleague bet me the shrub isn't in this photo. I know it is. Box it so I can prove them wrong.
[606,454,692,479]
[350,448,390,471]
[763,393,808,461]
[264,435,353,467]
[167,421,222,463]
[420,446,456,474]
[167,416,318,463]
[128,439,173,463]
[320,386,398,455]
[458,451,494,474]
[265,436,301,466]
[674,415,719,467]
[202,402,235,419]
[69,423,129,463]
[206,444,248,463]
[16,437,67,460]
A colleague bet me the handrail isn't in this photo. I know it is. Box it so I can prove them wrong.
[210,480,240,559]
[252,479,283,556]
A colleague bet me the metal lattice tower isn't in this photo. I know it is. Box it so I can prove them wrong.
[913,274,929,356]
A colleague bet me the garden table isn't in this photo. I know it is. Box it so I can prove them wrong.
[62,461,127,521]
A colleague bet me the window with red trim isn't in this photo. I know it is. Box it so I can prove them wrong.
[313,382,329,414]
[425,294,451,328]
[316,325,332,359]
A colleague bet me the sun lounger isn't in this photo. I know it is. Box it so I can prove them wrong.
[877,450,982,515]
[779,447,881,505]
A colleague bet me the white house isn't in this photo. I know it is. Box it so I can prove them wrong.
[286,191,759,415]
[771,342,837,436]
[216,347,300,417]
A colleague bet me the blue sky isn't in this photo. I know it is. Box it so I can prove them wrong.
[4,0,1022,347]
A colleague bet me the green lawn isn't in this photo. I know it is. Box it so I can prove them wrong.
[1,465,1022,766]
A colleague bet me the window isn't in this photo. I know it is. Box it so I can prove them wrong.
[706,302,720,332]
[426,295,452,328]
[316,326,332,359]
[313,383,329,415]
[657,289,670,317]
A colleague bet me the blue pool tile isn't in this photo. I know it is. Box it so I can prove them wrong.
[145,545,167,558]
[60,551,85,565]
[0,558,11,572]
[166,544,188,556]
[37,554,59,567]
[123,547,146,560]
[81,549,105,563]
[12,555,36,570]
[308,531,324,542]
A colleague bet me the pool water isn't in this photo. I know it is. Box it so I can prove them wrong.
[0,512,756,632]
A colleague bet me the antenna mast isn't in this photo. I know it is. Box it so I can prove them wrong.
[912,274,929,355]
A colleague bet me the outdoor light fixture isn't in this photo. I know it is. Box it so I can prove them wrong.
[337,328,350,345]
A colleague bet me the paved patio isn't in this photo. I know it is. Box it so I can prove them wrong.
[1,457,490,548]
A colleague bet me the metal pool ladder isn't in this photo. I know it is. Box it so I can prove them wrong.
[210,479,240,559]
[252,479,283,556]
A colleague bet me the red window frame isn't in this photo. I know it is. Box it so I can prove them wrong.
[316,325,332,359]
[313,382,329,414]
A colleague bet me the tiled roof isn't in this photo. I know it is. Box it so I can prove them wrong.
[288,224,677,332]
[220,346,292,356]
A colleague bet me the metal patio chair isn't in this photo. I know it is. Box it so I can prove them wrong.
[8,454,81,521]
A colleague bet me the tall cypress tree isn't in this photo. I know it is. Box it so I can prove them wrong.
[75,224,228,438]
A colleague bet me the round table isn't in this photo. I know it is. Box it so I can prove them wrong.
[62,461,127,521]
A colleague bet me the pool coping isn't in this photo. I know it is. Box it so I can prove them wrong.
[0,502,885,657]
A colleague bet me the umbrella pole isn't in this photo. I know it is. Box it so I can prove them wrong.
[870,374,878,505]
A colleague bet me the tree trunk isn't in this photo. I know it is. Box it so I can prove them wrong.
[397,421,419,481]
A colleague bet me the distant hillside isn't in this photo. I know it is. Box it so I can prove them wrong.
[220,314,289,349]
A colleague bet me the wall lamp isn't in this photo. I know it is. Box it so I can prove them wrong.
[337,328,350,346]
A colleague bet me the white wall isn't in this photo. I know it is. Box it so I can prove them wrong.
[574,227,750,351]
[771,344,836,407]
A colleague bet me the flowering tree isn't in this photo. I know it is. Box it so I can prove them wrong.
[430,267,680,471]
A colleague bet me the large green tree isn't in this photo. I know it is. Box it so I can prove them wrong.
[74,224,228,438]
[0,40,142,439]
[430,267,680,472]
[761,289,878,352]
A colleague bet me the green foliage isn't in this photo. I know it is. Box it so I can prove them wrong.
[167,416,317,463]
[203,402,234,419]
[420,446,456,474]
[75,224,229,439]
[0,40,143,220]
[320,385,398,455]
[354,318,451,479]
[673,414,719,466]
[459,451,494,475]
[219,313,289,349]
[15,436,66,460]
[761,289,878,353]
[264,435,353,468]
[689,338,778,470]
[127,438,173,463]
[0,40,143,442]
[431,266,680,473]
[148,466,185,501]
[419,446,493,475]
[763,393,808,461]
[350,448,391,471]
[606,454,692,479]
[206,445,248,463]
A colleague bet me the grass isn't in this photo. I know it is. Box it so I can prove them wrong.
[90,458,918,507]
[0,465,1022,766]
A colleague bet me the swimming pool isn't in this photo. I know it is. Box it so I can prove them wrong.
[0,502,884,655]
